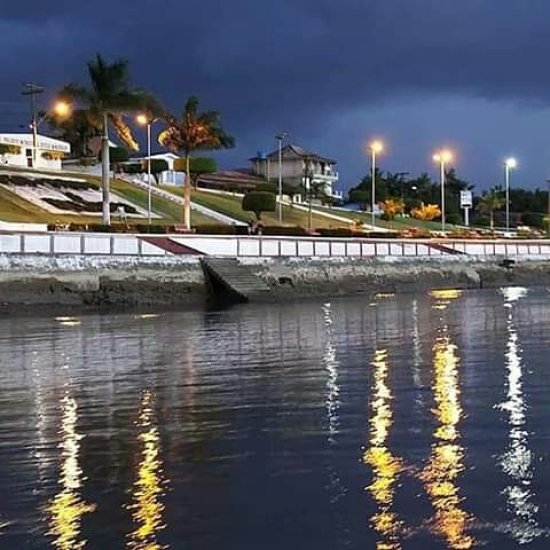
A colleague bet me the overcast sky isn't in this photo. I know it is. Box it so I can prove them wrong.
[2,0,550,191]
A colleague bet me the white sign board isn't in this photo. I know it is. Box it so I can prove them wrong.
[460,190,473,208]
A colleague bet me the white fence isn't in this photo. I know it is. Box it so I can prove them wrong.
[1,232,550,259]
[0,233,169,256]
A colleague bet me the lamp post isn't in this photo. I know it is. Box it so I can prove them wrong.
[275,133,286,223]
[21,83,44,167]
[136,114,158,224]
[303,156,313,231]
[504,158,516,232]
[433,149,453,231]
[368,140,384,227]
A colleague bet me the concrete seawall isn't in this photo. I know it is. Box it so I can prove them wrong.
[1,254,549,313]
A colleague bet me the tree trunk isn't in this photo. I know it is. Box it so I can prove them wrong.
[101,113,111,225]
[184,155,191,229]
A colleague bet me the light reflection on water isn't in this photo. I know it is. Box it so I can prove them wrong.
[363,348,404,550]
[495,287,545,544]
[419,290,475,549]
[46,393,96,550]
[126,390,168,550]
[0,289,550,548]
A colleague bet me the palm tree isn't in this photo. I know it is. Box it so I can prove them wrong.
[44,108,101,158]
[61,54,159,224]
[158,96,235,229]
[477,187,504,230]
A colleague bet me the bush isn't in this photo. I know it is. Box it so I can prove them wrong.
[316,228,355,237]
[242,191,276,219]
[192,224,238,234]
[135,224,169,234]
[256,183,277,194]
[79,156,97,167]
[446,212,463,225]
[261,226,308,236]
[475,216,490,227]
[521,212,544,229]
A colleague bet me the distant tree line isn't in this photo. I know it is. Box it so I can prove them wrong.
[348,169,550,228]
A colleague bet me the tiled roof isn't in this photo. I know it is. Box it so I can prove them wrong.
[250,144,336,164]
[197,169,265,186]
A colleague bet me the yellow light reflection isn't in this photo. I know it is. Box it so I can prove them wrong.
[47,394,96,550]
[126,390,169,550]
[419,335,474,549]
[429,290,463,311]
[363,349,404,549]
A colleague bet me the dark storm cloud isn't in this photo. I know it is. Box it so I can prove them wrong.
[2,0,550,160]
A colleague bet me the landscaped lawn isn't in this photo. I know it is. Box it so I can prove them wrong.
[162,187,355,229]
[0,166,217,225]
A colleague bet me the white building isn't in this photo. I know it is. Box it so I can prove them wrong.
[0,133,71,170]
[249,144,342,200]
[126,152,185,186]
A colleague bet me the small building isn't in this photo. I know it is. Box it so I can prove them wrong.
[249,144,342,200]
[125,152,185,185]
[0,133,71,170]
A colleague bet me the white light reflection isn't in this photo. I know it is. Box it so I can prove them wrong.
[322,303,340,445]
[321,303,346,508]
[495,287,544,544]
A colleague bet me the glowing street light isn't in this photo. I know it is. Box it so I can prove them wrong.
[504,158,517,232]
[433,149,453,231]
[368,140,384,227]
[136,113,158,224]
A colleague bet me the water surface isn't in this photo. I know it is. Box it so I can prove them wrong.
[1,287,550,549]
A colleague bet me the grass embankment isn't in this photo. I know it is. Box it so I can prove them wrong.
[0,166,217,225]
[162,187,352,228]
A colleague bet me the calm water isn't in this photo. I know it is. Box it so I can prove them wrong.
[1,287,550,549]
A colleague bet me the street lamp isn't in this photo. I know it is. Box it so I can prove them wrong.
[504,158,517,232]
[433,149,453,231]
[275,133,286,223]
[368,140,384,227]
[303,156,313,231]
[136,113,158,224]
[22,82,70,167]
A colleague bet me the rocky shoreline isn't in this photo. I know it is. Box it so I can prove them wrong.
[0,254,548,314]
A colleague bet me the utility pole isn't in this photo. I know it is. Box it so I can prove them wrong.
[275,133,286,223]
[21,83,44,168]
[546,179,550,237]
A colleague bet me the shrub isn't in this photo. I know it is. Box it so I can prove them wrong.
[242,191,276,220]
[521,212,544,229]
[262,226,308,236]
[256,183,277,194]
[79,156,97,167]
[446,212,463,225]
[135,224,168,234]
[192,224,237,234]
[316,228,355,237]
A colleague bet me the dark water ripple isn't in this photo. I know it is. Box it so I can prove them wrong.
[1,287,550,548]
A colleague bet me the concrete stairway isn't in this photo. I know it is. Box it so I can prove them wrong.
[200,257,271,302]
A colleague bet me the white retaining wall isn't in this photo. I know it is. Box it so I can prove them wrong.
[1,232,550,259]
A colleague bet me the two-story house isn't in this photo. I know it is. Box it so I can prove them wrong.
[249,144,341,201]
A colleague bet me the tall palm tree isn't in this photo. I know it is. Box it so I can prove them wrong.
[61,54,159,224]
[477,187,504,230]
[158,96,235,229]
[44,108,101,158]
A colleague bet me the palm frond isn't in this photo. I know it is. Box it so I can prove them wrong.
[109,114,139,151]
